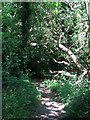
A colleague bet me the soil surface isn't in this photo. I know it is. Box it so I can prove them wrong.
[33,80,66,120]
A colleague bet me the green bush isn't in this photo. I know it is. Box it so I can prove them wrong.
[43,75,77,103]
[64,77,90,119]
[43,76,90,118]
[65,90,90,119]
[3,75,40,118]
[43,79,60,92]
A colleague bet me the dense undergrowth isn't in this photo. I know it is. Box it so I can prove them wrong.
[3,75,40,119]
[2,2,90,119]
[43,75,90,119]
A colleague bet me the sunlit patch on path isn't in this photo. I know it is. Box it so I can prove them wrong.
[33,80,66,120]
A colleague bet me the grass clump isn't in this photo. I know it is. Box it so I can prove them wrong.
[43,75,90,118]
[3,75,40,119]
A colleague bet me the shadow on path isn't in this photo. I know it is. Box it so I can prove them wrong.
[33,80,66,120]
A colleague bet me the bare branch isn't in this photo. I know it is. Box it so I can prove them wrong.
[49,70,75,77]
[51,57,70,66]
[58,43,87,73]
[57,39,89,82]
[75,46,83,53]
[85,0,90,21]
[75,70,88,86]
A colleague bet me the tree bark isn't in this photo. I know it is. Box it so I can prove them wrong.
[58,43,87,71]
[21,3,30,47]
[49,70,76,77]
[51,57,70,66]
[57,42,89,85]
[85,0,90,25]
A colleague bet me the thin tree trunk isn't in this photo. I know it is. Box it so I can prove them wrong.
[58,43,87,72]
[57,42,89,85]
[57,38,88,84]
[85,0,90,25]
[21,3,30,47]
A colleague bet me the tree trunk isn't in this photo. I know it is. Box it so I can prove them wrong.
[58,41,88,84]
[21,3,30,47]
[58,43,87,73]
[85,0,90,25]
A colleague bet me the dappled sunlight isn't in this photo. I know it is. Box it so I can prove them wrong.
[3,2,89,119]
[33,81,66,119]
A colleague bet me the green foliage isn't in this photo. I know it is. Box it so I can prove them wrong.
[43,75,90,118]
[65,90,90,119]
[3,75,40,118]
[43,79,60,92]
[64,77,90,119]
[43,75,77,103]
[2,2,89,77]
[2,2,89,119]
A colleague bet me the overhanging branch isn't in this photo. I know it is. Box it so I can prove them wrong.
[51,57,70,66]
[58,42,87,74]
[49,70,75,77]
[56,36,88,81]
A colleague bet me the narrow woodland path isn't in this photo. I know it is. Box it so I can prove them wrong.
[32,80,66,120]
